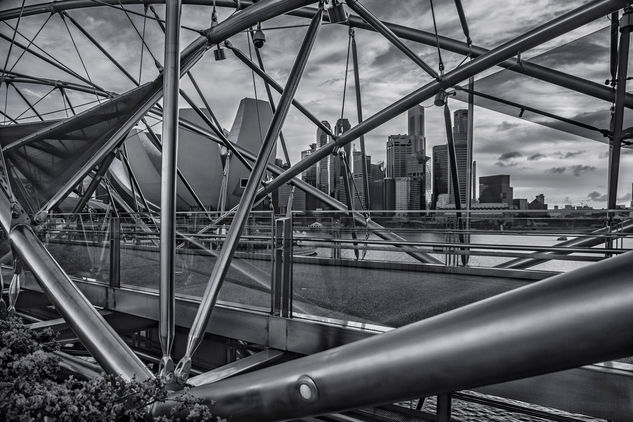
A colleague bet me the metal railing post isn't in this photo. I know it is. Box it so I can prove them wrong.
[271,216,293,318]
[109,216,120,288]
[437,393,452,422]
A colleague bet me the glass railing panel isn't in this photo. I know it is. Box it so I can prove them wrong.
[290,209,633,329]
[173,211,274,312]
[44,213,111,284]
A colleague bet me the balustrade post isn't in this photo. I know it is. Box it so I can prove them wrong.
[109,216,120,288]
[271,216,293,318]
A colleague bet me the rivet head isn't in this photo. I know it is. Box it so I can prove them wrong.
[295,375,318,403]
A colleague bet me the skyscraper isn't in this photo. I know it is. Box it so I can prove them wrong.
[352,150,371,209]
[386,135,411,178]
[301,143,317,187]
[331,118,351,203]
[316,121,331,195]
[479,174,513,207]
[432,144,448,208]
[408,105,425,155]
[445,109,470,207]
[453,109,469,143]
[301,143,319,210]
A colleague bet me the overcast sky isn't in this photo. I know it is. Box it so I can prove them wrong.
[0,0,632,207]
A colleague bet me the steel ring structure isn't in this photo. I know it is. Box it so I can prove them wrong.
[1,0,633,420]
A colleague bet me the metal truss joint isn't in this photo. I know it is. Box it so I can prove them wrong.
[620,6,633,30]
[11,202,31,227]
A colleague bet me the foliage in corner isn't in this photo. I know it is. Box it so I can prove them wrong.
[0,315,221,421]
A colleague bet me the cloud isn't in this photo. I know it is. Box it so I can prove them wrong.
[528,153,546,161]
[498,151,522,161]
[587,191,607,201]
[563,150,585,159]
[618,193,632,201]
[570,164,596,176]
[497,121,519,131]
[547,167,566,174]
[545,164,596,176]
[495,161,518,168]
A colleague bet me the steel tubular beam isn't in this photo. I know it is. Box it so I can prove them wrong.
[444,104,463,211]
[611,12,619,84]
[4,71,113,98]
[155,249,633,421]
[350,30,370,210]
[175,7,323,382]
[251,35,292,166]
[71,151,117,214]
[0,193,152,380]
[158,0,182,377]
[454,85,607,135]
[454,0,471,46]
[62,11,140,86]
[226,41,335,139]
[9,82,44,121]
[607,7,632,210]
[345,0,439,81]
[260,0,627,204]
[0,30,101,91]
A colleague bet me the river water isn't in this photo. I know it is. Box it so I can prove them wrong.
[313,229,631,273]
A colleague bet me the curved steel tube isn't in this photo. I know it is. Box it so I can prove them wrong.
[155,250,633,420]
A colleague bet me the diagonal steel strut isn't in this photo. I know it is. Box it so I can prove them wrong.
[174,6,324,383]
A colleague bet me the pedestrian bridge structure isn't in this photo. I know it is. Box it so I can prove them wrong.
[1,1,633,420]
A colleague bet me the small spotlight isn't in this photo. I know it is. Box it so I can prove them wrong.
[214,45,226,61]
[434,91,447,107]
[327,0,348,23]
[253,24,265,49]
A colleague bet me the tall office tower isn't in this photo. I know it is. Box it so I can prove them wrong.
[301,143,318,187]
[352,150,371,209]
[383,178,396,210]
[446,109,470,206]
[386,135,412,178]
[316,121,331,195]
[300,143,319,210]
[352,150,371,179]
[472,161,477,202]
[432,144,448,208]
[453,109,469,143]
[408,105,425,155]
[370,180,384,210]
[407,105,431,210]
[395,178,412,213]
[479,174,513,207]
[331,118,352,203]
[370,162,385,182]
